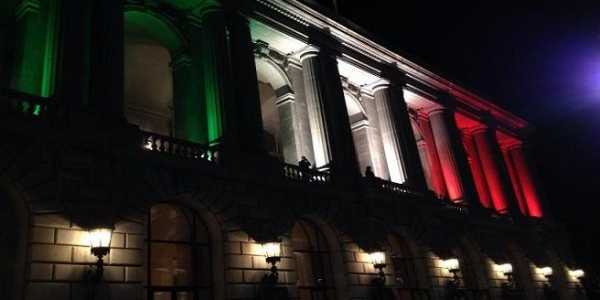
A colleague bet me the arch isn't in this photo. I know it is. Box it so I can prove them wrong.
[144,198,225,300]
[291,216,349,300]
[344,91,367,123]
[0,175,29,300]
[452,238,491,300]
[124,8,189,137]
[506,243,536,300]
[255,57,296,162]
[387,230,431,299]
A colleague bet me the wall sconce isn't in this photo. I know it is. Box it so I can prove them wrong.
[262,241,282,285]
[540,267,553,289]
[369,251,386,286]
[498,263,514,289]
[442,258,461,288]
[86,226,113,300]
[572,269,585,292]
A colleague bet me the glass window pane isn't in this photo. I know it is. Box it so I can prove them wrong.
[150,242,192,286]
[151,204,191,242]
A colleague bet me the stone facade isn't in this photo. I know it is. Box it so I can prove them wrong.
[0,0,583,300]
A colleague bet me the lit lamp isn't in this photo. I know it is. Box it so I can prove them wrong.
[369,251,386,286]
[86,226,113,300]
[572,269,585,292]
[442,258,461,288]
[498,263,514,289]
[262,241,282,285]
[540,267,553,289]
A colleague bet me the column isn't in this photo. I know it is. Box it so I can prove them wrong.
[472,125,520,214]
[502,148,528,215]
[287,59,315,164]
[417,140,433,191]
[362,91,389,179]
[463,133,493,209]
[88,0,124,121]
[351,119,375,175]
[275,93,302,164]
[427,106,478,206]
[300,47,360,184]
[373,83,426,188]
[227,11,265,155]
[507,142,544,218]
[201,7,232,145]
[418,115,447,197]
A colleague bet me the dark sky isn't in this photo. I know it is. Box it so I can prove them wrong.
[310,0,600,274]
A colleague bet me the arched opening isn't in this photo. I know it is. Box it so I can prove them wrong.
[0,178,28,300]
[124,11,185,137]
[452,240,490,300]
[411,117,435,191]
[388,233,430,300]
[146,203,213,300]
[292,219,337,300]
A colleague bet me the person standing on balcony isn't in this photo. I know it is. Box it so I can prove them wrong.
[365,166,375,178]
[299,156,312,181]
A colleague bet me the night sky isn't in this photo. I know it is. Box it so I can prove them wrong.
[307,0,600,276]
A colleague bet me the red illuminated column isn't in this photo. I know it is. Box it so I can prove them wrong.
[427,105,479,207]
[418,115,447,197]
[463,133,493,209]
[507,142,544,218]
[472,126,511,213]
[502,148,528,215]
[373,82,427,188]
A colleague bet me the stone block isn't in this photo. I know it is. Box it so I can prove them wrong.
[227,242,241,254]
[228,254,253,269]
[281,245,294,257]
[109,249,143,265]
[29,263,53,280]
[54,264,87,281]
[114,220,144,234]
[355,252,370,263]
[227,231,249,242]
[32,214,70,228]
[31,244,72,262]
[227,269,243,283]
[126,234,143,249]
[347,262,365,274]
[252,256,269,269]
[278,257,295,270]
[27,282,70,300]
[31,227,55,244]
[225,283,255,299]
[56,229,88,246]
[241,242,262,255]
[110,283,143,300]
[111,233,125,248]
[242,270,264,283]
[103,266,125,282]
[73,246,97,263]
[125,267,143,282]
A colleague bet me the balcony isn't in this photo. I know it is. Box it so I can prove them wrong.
[0,89,66,123]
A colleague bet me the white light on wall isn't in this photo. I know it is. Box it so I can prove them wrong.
[572,269,585,279]
[442,258,460,271]
[540,267,553,277]
[498,263,513,275]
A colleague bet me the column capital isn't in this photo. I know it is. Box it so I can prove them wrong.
[425,104,452,115]
[504,140,525,151]
[298,45,321,62]
[378,62,407,86]
[275,93,295,106]
[170,54,192,71]
[306,26,342,56]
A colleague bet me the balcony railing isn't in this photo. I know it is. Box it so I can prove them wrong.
[0,90,66,122]
[377,178,425,198]
[442,200,468,213]
[141,131,219,163]
[282,164,331,184]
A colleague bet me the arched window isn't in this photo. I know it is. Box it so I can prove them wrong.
[388,234,430,300]
[292,220,336,300]
[454,243,490,300]
[146,203,212,300]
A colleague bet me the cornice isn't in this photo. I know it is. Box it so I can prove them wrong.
[253,0,531,134]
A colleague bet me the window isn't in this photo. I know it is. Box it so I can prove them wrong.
[292,220,336,300]
[146,203,212,300]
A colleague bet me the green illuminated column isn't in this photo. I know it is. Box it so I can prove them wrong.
[300,46,360,185]
[10,0,59,96]
[88,0,124,121]
[226,11,265,154]
[200,8,231,145]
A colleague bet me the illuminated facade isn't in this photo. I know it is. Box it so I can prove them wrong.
[0,0,583,300]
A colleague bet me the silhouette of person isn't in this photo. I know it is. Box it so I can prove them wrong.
[365,166,375,178]
[299,156,311,170]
